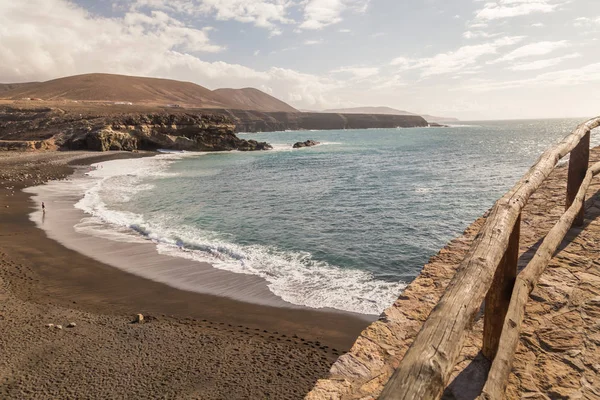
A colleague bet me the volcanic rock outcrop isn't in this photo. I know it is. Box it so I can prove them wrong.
[293,140,320,148]
[0,106,272,152]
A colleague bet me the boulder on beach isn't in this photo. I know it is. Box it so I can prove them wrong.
[293,140,320,149]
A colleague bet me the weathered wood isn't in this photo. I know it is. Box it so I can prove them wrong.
[482,214,520,361]
[566,131,590,226]
[477,160,600,400]
[379,117,600,400]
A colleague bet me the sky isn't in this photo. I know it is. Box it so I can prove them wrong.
[0,0,599,120]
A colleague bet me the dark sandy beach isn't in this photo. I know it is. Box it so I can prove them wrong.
[0,151,371,399]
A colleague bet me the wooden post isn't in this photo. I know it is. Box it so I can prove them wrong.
[482,214,520,361]
[566,131,590,226]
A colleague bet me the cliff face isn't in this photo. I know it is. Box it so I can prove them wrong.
[0,104,431,152]
[0,107,271,152]
[206,109,430,132]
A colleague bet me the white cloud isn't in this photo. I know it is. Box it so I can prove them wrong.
[299,0,370,30]
[474,0,565,21]
[573,16,600,27]
[304,39,324,45]
[390,36,524,77]
[461,62,600,92]
[490,40,569,63]
[462,30,499,39]
[0,0,341,110]
[531,22,544,27]
[0,0,224,83]
[130,0,293,33]
[338,28,351,33]
[266,67,341,106]
[331,66,380,79]
[508,53,581,71]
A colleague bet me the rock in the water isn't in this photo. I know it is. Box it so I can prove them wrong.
[293,140,320,149]
[67,322,76,328]
[428,122,449,128]
[134,314,144,323]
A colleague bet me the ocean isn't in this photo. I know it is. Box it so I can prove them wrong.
[31,119,592,315]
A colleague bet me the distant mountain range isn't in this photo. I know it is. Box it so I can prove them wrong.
[0,73,458,122]
[0,73,299,113]
[324,106,416,116]
[323,107,459,123]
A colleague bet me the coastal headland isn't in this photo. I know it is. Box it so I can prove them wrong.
[0,73,433,148]
[0,151,371,399]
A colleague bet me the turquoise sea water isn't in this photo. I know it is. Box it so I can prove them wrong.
[75,119,590,314]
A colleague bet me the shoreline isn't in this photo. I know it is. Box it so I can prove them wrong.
[25,165,309,311]
[0,151,371,399]
[24,153,376,318]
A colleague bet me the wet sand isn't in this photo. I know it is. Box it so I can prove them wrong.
[0,151,372,399]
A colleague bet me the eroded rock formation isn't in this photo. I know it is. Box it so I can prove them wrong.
[293,140,320,148]
[0,107,272,152]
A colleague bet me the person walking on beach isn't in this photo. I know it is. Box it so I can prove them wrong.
[41,202,46,213]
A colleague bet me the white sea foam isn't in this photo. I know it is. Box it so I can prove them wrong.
[446,124,480,128]
[318,141,342,146]
[414,187,432,194]
[69,154,405,315]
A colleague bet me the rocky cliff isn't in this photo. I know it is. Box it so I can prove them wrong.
[207,109,429,132]
[0,106,271,152]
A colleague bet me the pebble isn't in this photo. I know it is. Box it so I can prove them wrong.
[135,314,144,323]
[45,323,54,328]
[67,322,76,328]
[55,325,63,330]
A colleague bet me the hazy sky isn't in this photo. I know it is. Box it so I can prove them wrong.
[1,0,599,119]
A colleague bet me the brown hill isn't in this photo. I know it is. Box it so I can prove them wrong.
[0,73,225,107]
[0,82,39,93]
[0,73,297,112]
[213,88,297,113]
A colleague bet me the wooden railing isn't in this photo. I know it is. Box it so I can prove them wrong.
[379,116,600,400]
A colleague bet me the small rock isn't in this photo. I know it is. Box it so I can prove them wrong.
[67,322,76,328]
[293,139,320,149]
[55,325,63,330]
[134,314,144,323]
[45,323,54,328]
